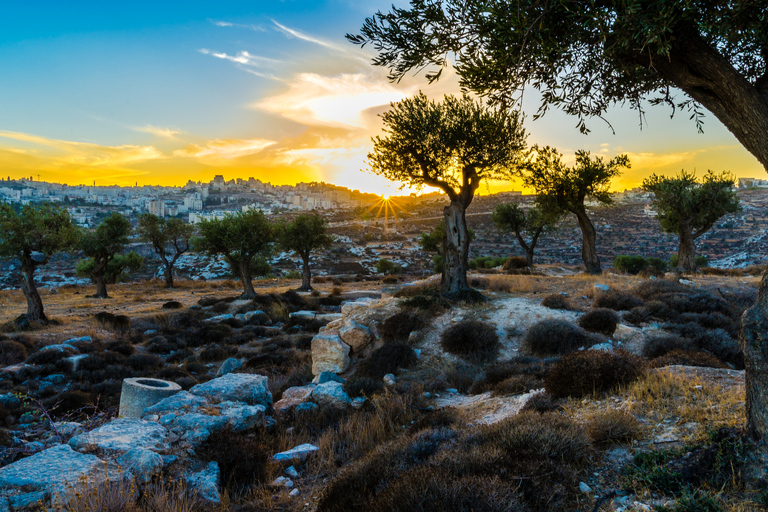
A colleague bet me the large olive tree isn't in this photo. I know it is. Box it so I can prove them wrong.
[0,202,78,324]
[643,170,740,273]
[277,214,334,291]
[369,92,526,297]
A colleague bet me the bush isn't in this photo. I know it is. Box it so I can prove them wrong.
[633,280,688,300]
[197,429,271,493]
[440,321,499,363]
[578,308,620,336]
[380,312,425,343]
[45,390,96,418]
[651,349,727,369]
[520,392,559,414]
[469,357,549,395]
[126,354,164,372]
[593,290,644,311]
[0,340,28,366]
[502,256,529,270]
[357,343,417,379]
[521,319,594,356]
[614,255,650,275]
[199,345,236,362]
[376,259,402,275]
[642,334,693,358]
[545,349,646,398]
[586,410,644,446]
[400,291,451,316]
[343,377,385,398]
[541,294,573,311]
[670,254,709,269]
[381,275,400,284]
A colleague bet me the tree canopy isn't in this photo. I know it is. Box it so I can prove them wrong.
[492,203,560,267]
[643,170,740,272]
[350,0,768,171]
[78,212,133,298]
[277,214,334,291]
[138,213,195,288]
[0,202,78,323]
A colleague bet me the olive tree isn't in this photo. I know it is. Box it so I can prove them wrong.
[78,212,133,298]
[138,213,195,288]
[194,210,274,299]
[491,203,560,267]
[643,170,740,273]
[369,92,526,297]
[277,214,334,291]
[522,146,629,274]
[0,202,78,324]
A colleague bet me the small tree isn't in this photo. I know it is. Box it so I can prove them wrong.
[523,146,629,274]
[491,203,560,267]
[369,92,526,297]
[78,212,133,298]
[277,214,334,291]
[193,210,274,299]
[0,202,78,324]
[138,214,195,288]
[76,252,144,285]
[375,258,401,275]
[643,170,740,273]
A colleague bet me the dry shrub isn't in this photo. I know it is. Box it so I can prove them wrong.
[381,275,400,284]
[578,308,619,336]
[45,390,97,418]
[632,279,688,299]
[440,321,499,363]
[521,319,594,357]
[468,276,490,289]
[586,410,644,446]
[541,294,573,311]
[197,429,272,494]
[491,375,543,396]
[469,357,549,395]
[483,274,539,293]
[642,333,693,358]
[520,392,558,414]
[502,256,528,271]
[593,290,644,311]
[394,281,440,298]
[57,476,139,512]
[343,377,385,398]
[545,349,646,398]
[357,343,417,379]
[380,312,425,343]
[0,339,27,365]
[126,354,164,372]
[651,349,727,369]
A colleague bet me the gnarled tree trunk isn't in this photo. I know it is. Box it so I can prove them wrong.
[94,274,109,299]
[574,209,601,275]
[299,254,312,292]
[442,200,471,296]
[164,265,174,288]
[677,222,698,273]
[740,271,768,442]
[20,264,47,323]
[238,260,256,299]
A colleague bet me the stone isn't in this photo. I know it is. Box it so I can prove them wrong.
[64,336,92,345]
[243,310,266,323]
[289,488,300,497]
[350,397,367,409]
[285,466,299,478]
[294,402,318,420]
[217,358,242,377]
[339,320,373,352]
[39,344,77,353]
[679,279,696,287]
[190,373,272,408]
[0,393,20,409]
[383,373,397,385]
[9,491,48,510]
[142,391,209,416]
[53,422,84,438]
[274,385,315,415]
[116,447,164,483]
[43,374,67,384]
[216,401,266,432]
[612,324,640,342]
[271,476,293,488]
[594,283,610,291]
[316,313,342,323]
[311,334,350,376]
[206,314,234,323]
[311,382,352,409]
[315,371,344,384]
[187,461,220,503]
[0,444,106,496]
[589,343,614,352]
[66,354,89,371]
[289,311,317,319]
[119,378,182,418]
[69,418,170,453]
[579,482,592,494]
[273,443,319,462]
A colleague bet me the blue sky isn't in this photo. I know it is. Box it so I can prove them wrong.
[0,1,762,194]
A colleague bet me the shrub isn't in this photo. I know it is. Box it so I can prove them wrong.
[502,256,528,271]
[614,255,650,275]
[651,349,727,369]
[380,312,425,343]
[357,343,417,379]
[578,308,620,336]
[0,340,27,365]
[376,258,402,275]
[670,254,709,269]
[126,354,164,372]
[162,301,183,309]
[633,280,688,300]
[400,291,451,316]
[520,392,559,414]
[46,390,96,418]
[440,321,499,363]
[197,429,271,493]
[541,294,573,311]
[104,341,134,357]
[642,334,693,358]
[521,319,594,356]
[586,410,644,446]
[469,357,549,395]
[26,348,69,366]
[93,312,131,331]
[593,290,644,311]
[343,377,385,398]
[545,349,646,398]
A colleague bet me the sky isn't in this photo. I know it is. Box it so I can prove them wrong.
[0,0,765,196]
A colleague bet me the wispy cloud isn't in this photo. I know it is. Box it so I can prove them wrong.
[209,19,267,31]
[135,125,180,139]
[271,20,349,53]
[173,138,277,160]
[255,72,413,129]
[198,49,281,67]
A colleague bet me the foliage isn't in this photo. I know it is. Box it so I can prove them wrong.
[467,255,507,270]
[277,213,334,289]
[545,349,646,398]
[586,410,644,446]
[541,294,573,311]
[76,251,144,284]
[0,202,78,265]
[375,258,401,275]
[137,213,194,286]
[521,319,594,356]
[492,202,560,265]
[593,290,644,311]
[78,212,132,264]
[440,320,499,363]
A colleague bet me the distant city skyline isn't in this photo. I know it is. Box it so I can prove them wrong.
[0,1,764,196]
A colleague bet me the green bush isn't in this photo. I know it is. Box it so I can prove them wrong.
[613,255,649,275]
[376,258,402,275]
[468,255,508,270]
[284,270,301,279]
[670,254,709,268]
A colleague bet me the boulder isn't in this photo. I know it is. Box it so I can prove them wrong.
[69,418,170,453]
[594,283,610,291]
[217,358,242,377]
[189,373,272,408]
[116,447,164,483]
[206,314,234,323]
[311,334,350,376]
[311,382,352,410]
[612,324,640,343]
[289,311,317,320]
[274,385,315,416]
[187,461,221,503]
[315,371,344,384]
[142,391,209,417]
[339,320,373,352]
[64,336,92,345]
[273,443,319,463]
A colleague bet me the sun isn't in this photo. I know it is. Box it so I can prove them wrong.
[383,195,390,200]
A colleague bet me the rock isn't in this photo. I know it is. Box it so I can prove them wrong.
[9,491,48,510]
[142,391,209,416]
[579,482,592,494]
[53,422,84,438]
[119,378,182,418]
[589,343,614,352]
[243,310,266,323]
[339,320,373,352]
[0,393,20,409]
[273,443,319,463]
[274,385,315,416]
[216,401,266,432]
[679,279,696,287]
[289,311,317,320]
[612,324,640,342]
[217,358,242,377]
[69,418,170,453]
[311,334,350,376]
[271,476,293,488]
[206,314,234,323]
[42,374,68,384]
[316,313,342,323]
[594,283,610,291]
[190,373,272,408]
[351,397,367,409]
[315,371,344,384]
[39,344,77,353]
[294,402,318,420]
[383,373,397,385]
[285,466,299,478]
[289,488,300,497]
[116,447,164,483]
[67,354,89,370]
[187,461,220,503]
[0,444,108,497]
[311,382,352,409]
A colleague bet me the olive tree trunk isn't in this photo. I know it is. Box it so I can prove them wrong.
[163,265,174,288]
[20,264,47,323]
[441,200,471,296]
[94,274,109,299]
[677,222,698,273]
[574,209,601,275]
[740,271,768,442]
[238,260,256,299]
[299,254,312,292]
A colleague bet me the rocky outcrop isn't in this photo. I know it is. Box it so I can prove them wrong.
[311,334,350,375]
[69,418,170,453]
[189,373,272,408]
[339,320,373,352]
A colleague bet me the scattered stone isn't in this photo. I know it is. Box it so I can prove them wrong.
[612,324,640,342]
[271,476,293,488]
[190,373,272,408]
[142,391,209,416]
[589,343,614,352]
[187,461,220,503]
[316,313,342,323]
[311,382,352,410]
[579,482,592,494]
[339,320,373,352]
[273,444,319,463]
[289,489,300,497]
[63,336,92,345]
[116,447,164,483]
[69,418,170,453]
[216,358,242,377]
[594,283,610,291]
[311,334,350,376]
[53,422,84,438]
[350,397,367,409]
[315,371,344,384]
[274,385,315,416]
[382,373,397,386]
[285,466,299,478]
[39,344,77,353]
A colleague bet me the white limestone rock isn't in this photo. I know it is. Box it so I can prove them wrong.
[189,373,272,408]
[311,334,350,376]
